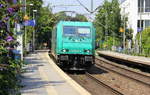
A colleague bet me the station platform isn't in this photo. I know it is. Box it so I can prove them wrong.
[21,51,91,95]
[97,51,150,66]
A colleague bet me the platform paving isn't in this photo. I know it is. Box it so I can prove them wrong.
[20,51,91,95]
[97,51,150,66]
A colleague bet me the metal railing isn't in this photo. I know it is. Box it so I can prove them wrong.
[97,47,150,57]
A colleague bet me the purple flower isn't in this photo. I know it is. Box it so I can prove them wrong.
[4,17,9,21]
[0,21,6,28]
[0,4,3,8]
[13,0,17,4]
[5,0,17,4]
[7,8,14,14]
[6,36,14,42]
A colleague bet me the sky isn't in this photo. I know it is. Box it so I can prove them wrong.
[42,0,105,20]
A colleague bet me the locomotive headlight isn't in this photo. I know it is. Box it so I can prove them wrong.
[84,50,90,53]
[62,49,66,52]
[87,50,90,53]
[62,49,69,52]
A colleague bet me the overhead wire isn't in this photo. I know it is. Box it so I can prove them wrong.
[76,0,91,13]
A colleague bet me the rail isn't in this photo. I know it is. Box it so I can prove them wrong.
[86,72,123,95]
[95,57,150,87]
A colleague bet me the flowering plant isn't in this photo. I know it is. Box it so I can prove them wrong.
[0,1,24,94]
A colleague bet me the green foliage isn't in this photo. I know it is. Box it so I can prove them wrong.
[55,12,68,22]
[55,12,88,22]
[0,69,17,95]
[0,1,24,94]
[75,14,88,21]
[125,28,133,40]
[23,0,43,46]
[137,27,150,49]
[36,6,56,49]
[141,28,150,49]
[22,0,54,49]
[136,27,150,56]
[94,0,122,48]
[0,59,23,95]
[100,36,121,49]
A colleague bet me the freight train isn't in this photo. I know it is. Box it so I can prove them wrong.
[51,21,95,70]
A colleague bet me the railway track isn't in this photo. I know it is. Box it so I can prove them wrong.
[95,56,150,87]
[85,72,123,95]
[69,73,124,95]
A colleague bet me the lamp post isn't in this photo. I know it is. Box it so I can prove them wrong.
[29,3,33,16]
[105,11,108,43]
[24,0,27,49]
[139,2,142,54]
[123,7,126,51]
[111,11,115,47]
[32,9,37,52]
[23,2,33,51]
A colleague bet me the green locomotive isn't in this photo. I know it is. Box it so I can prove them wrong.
[51,21,95,70]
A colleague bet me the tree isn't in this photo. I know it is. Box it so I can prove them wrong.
[23,0,55,49]
[125,28,133,40]
[137,27,150,54]
[19,0,44,49]
[55,12,88,22]
[73,14,88,21]
[34,5,57,49]
[54,11,68,22]
[94,0,122,48]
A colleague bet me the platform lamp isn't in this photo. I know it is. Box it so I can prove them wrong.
[29,3,33,6]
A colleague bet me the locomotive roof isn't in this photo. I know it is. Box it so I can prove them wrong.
[57,21,93,27]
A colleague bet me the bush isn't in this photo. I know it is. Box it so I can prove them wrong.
[136,27,150,57]
[0,59,22,95]
[100,36,121,50]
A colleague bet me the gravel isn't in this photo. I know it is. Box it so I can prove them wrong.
[89,66,150,95]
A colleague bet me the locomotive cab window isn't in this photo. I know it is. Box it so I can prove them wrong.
[63,26,76,36]
[77,27,91,37]
[63,26,91,37]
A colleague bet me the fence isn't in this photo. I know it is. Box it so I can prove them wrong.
[97,47,150,57]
